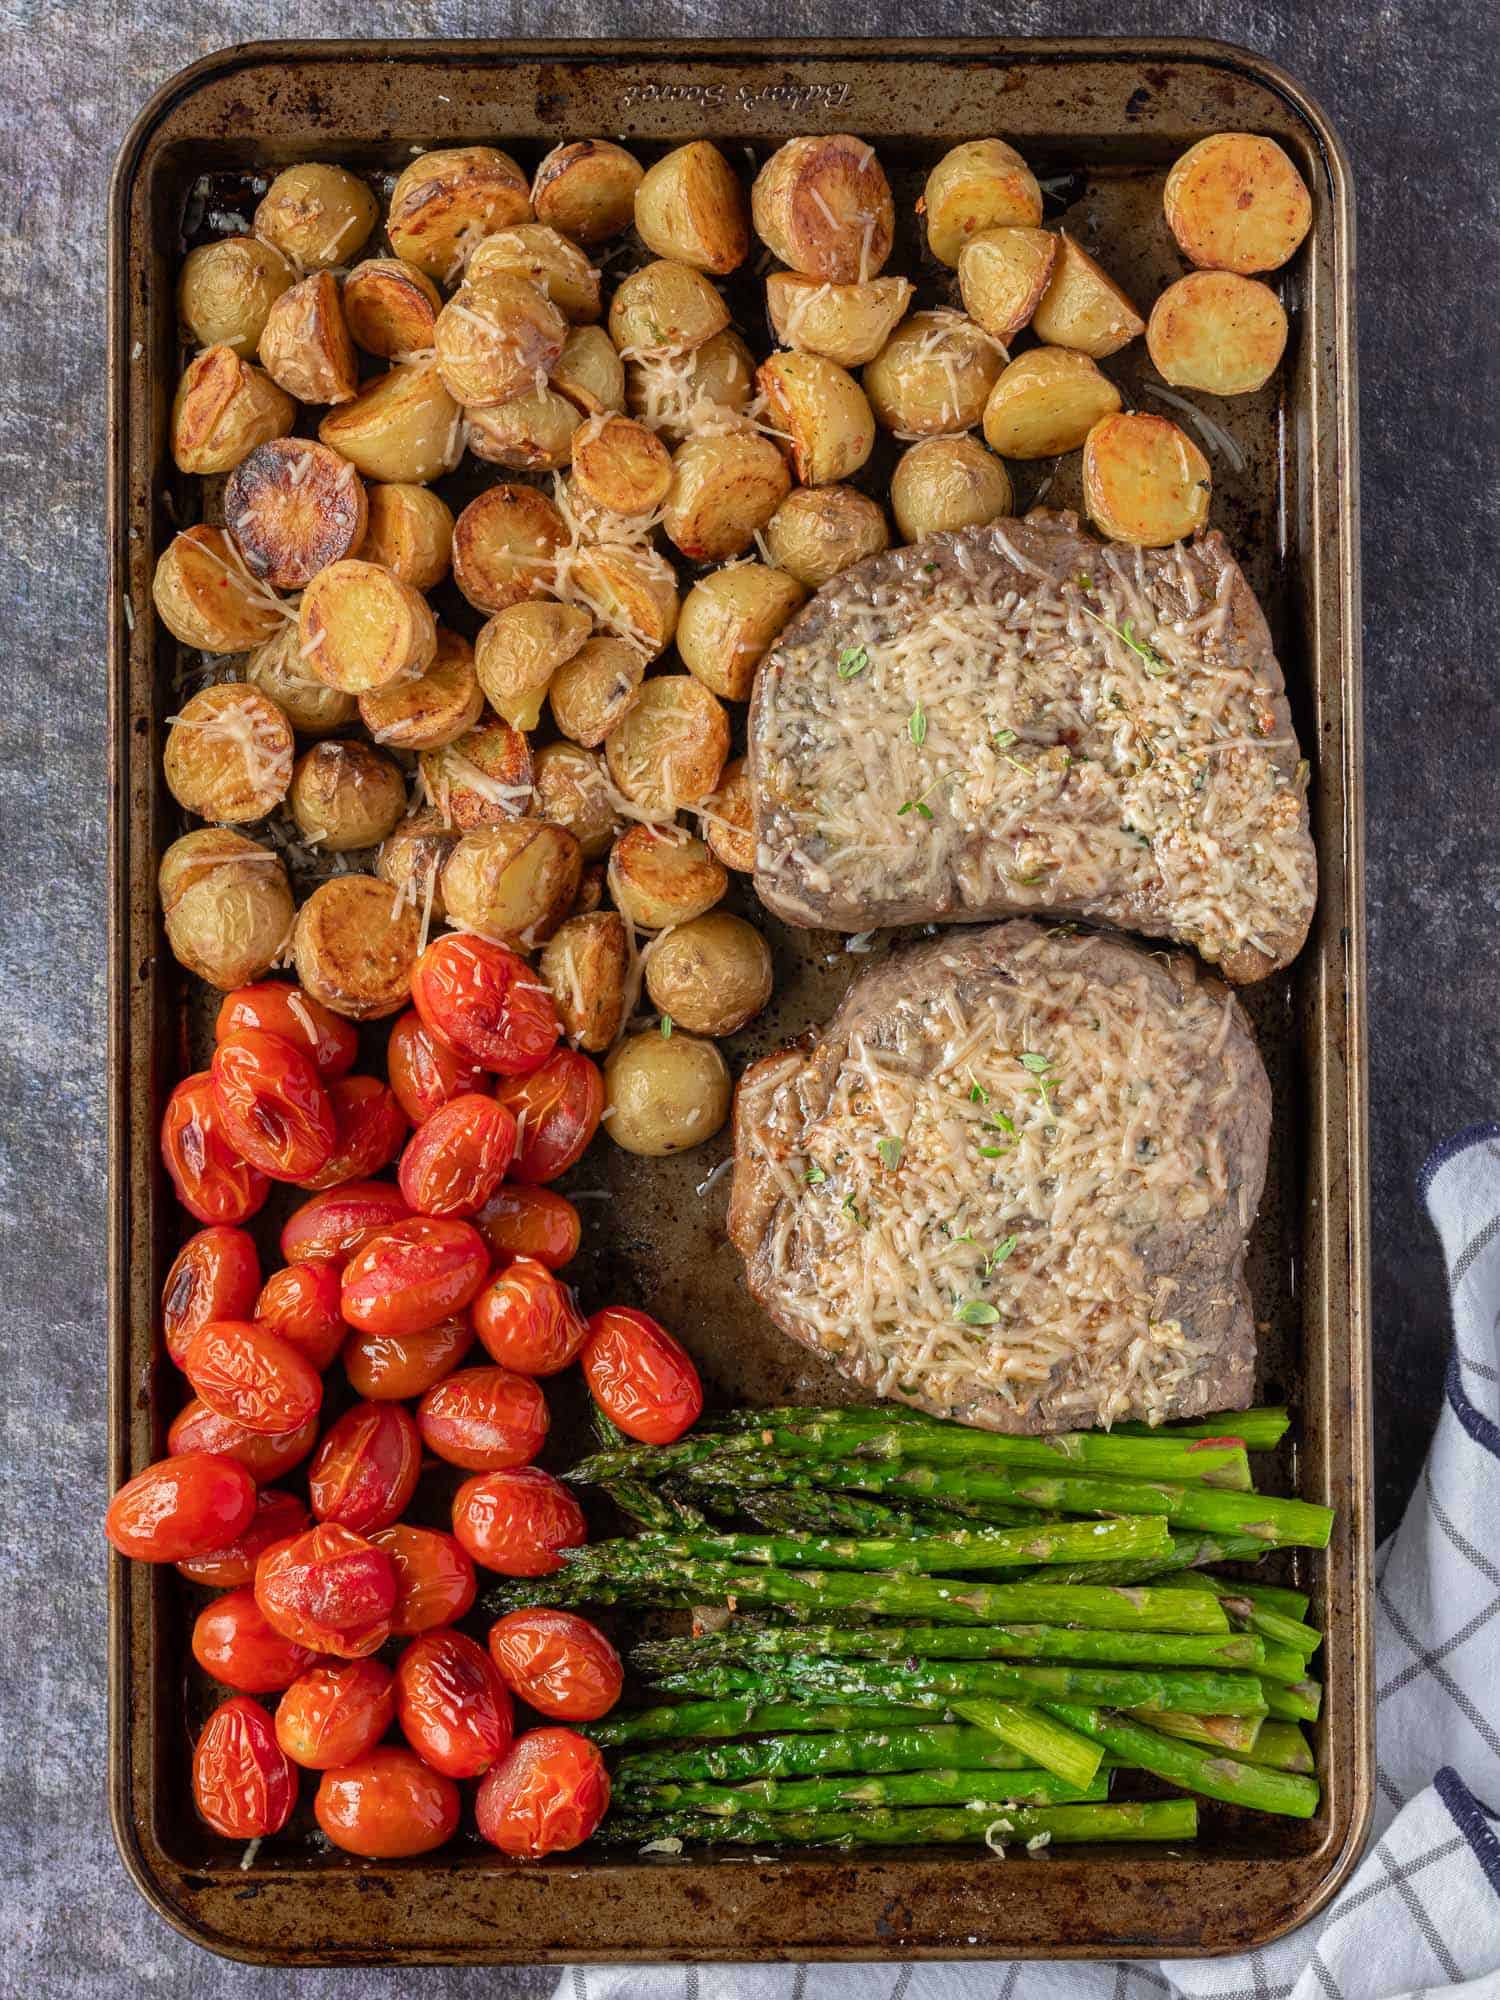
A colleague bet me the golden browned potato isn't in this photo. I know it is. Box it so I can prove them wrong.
[564,544,679,659]
[607,260,729,356]
[245,622,358,737]
[223,439,367,590]
[359,483,454,591]
[171,344,294,475]
[434,273,568,410]
[359,627,483,751]
[751,135,894,282]
[762,485,888,589]
[377,813,458,923]
[661,429,791,562]
[465,389,581,471]
[474,600,592,730]
[957,226,1058,341]
[442,820,583,948]
[288,740,408,852]
[548,637,645,748]
[386,146,532,281]
[634,141,750,275]
[864,311,1005,438]
[341,258,442,359]
[318,363,462,484]
[552,325,627,415]
[451,483,566,615]
[467,225,602,322]
[159,829,294,989]
[921,139,1042,267]
[605,676,729,816]
[981,347,1122,459]
[755,351,875,487]
[570,413,673,517]
[676,563,806,701]
[539,911,629,1050]
[420,717,534,829]
[258,271,359,404]
[177,235,294,357]
[608,825,727,931]
[292,874,422,1020]
[889,434,1013,543]
[571,863,606,917]
[532,139,644,245]
[164,684,294,823]
[700,756,755,872]
[625,330,755,439]
[298,558,437,694]
[764,273,913,368]
[1145,271,1289,394]
[254,163,379,270]
[645,911,773,1036]
[532,741,620,860]
[1082,411,1212,546]
[1030,233,1144,358]
[152,525,288,653]
[604,1030,731,1155]
[1164,133,1312,274]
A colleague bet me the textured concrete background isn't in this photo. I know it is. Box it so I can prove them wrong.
[1,1,1495,1992]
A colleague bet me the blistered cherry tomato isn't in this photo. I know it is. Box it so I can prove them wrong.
[474,1185,581,1271]
[162,1226,261,1369]
[177,1487,311,1587]
[387,1008,491,1124]
[211,1028,337,1182]
[581,1306,702,1445]
[254,1261,345,1371]
[255,1523,397,1658]
[216,981,358,1079]
[296,1077,408,1192]
[341,1315,475,1401]
[410,934,559,1076]
[395,1629,515,1779]
[368,1525,477,1636]
[275,1658,396,1771]
[340,1217,490,1338]
[472,1257,589,1376]
[314,1746,459,1858]
[487,1610,623,1722]
[192,1585,319,1692]
[309,1402,422,1533]
[106,1451,257,1563]
[168,1400,319,1482]
[160,1073,269,1226]
[494,1050,604,1184]
[417,1366,549,1472]
[397,1094,517,1217]
[183,1319,324,1436]
[474,1727,609,1858]
[193,1695,298,1839]
[452,1466,586,1577]
[280,1180,413,1267]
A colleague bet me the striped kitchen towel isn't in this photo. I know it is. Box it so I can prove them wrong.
[557,1124,1500,2000]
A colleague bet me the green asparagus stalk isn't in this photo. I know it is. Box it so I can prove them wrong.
[602,1799,1199,1849]
[1162,1575,1322,1657]
[1112,1408,1290,1449]
[610,1725,1054,1785]
[951,1697,1104,1789]
[615,1767,1110,1814]
[630,1624,1265,1674]
[1010,1529,1275,1587]
[700,1403,1289,1449]
[1045,1703,1320,1819]
[1256,1643,1314,1686]
[1227,1720,1315,1774]
[1130,1708,1264,1755]
[735,1484,1046,1535]
[581,1700,952,1746]
[1230,1577,1312,1621]
[1259,1676,1322,1722]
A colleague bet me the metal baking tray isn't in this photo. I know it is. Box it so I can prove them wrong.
[107,35,1370,1965]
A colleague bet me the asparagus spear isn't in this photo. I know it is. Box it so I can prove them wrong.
[616,1767,1110,1813]
[1226,1720,1315,1775]
[732,1485,1046,1535]
[1045,1703,1320,1819]
[1161,1575,1322,1657]
[951,1697,1103,1789]
[1256,1644,1313,1686]
[1010,1529,1274,1587]
[1259,1676,1322,1722]
[1112,1408,1289,1449]
[630,1624,1265,1673]
[1130,1708,1264,1755]
[610,1725,1053,1784]
[582,1700,953,1746]
[603,1799,1199,1849]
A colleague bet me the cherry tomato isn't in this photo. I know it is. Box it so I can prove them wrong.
[474,1727,609,1858]
[275,1659,396,1771]
[397,1094,517,1217]
[193,1695,298,1839]
[452,1466,586,1577]
[387,1008,491,1124]
[254,1261,345,1371]
[295,1077,408,1192]
[162,1226,261,1369]
[308,1402,422,1534]
[395,1629,515,1779]
[106,1451,257,1563]
[416,1366,549,1473]
[255,1523,397,1658]
[211,1028,337,1183]
[340,1217,490,1339]
[581,1306,703,1445]
[177,1487,311,1587]
[472,1257,589,1376]
[183,1319,324,1437]
[216,981,358,1079]
[280,1180,412,1267]
[487,1610,623,1722]
[410,933,559,1076]
[161,1073,269,1226]
[341,1315,475,1401]
[474,1184,581,1271]
[314,1746,459,1858]
[168,1399,319,1482]
[368,1525,477,1636]
[494,1050,604,1184]
[192,1585,319,1692]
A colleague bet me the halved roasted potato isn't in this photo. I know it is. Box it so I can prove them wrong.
[377,812,458,924]
[607,260,729,356]
[608,823,728,931]
[981,346,1122,459]
[442,820,583,949]
[562,544,679,658]
[419,717,534,829]
[465,389,581,471]
[164,684,294,823]
[762,485,889,589]
[434,272,568,410]
[451,483,566,614]
[359,482,454,591]
[254,163,379,270]
[386,146,532,281]
[532,741,620,860]
[661,428,791,561]
[957,226,1058,341]
[467,224,602,322]
[152,525,289,653]
[1164,133,1313,274]
[604,674,729,814]
[223,439,367,589]
[298,558,437,693]
[571,864,605,917]
[603,1031,731,1156]
[245,622,358,736]
[359,627,483,751]
[292,874,422,1020]
[764,273,913,368]
[677,562,807,701]
[890,434,1012,543]
[532,139,644,244]
[288,740,408,853]
[341,258,443,359]
[635,141,750,275]
[625,330,755,440]
[318,362,462,484]
[171,344,294,475]
[1082,411,1212,546]
[1145,271,1288,394]
[552,325,627,415]
[864,311,1005,437]
[177,235,294,357]
[645,911,772,1036]
[700,756,755,872]
[160,828,294,989]
[539,910,630,1051]
[751,135,894,282]
[921,139,1042,267]
[568,412,673,518]
[548,637,646,748]
[756,351,874,486]
[258,270,358,404]
[1030,233,1144,358]
[474,600,592,730]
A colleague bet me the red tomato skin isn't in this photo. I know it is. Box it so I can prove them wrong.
[416,1367,549,1473]
[295,1077,409,1192]
[397,1094,518,1217]
[160,1073,269,1226]
[487,1610,624,1721]
[308,1402,422,1534]
[210,1028,338,1182]
[340,1217,491,1339]
[314,1746,459,1858]
[472,1257,589,1376]
[183,1318,325,1436]
[368,1526,477,1636]
[168,1400,319,1482]
[410,934,559,1077]
[193,1695,298,1839]
[341,1315,475,1401]
[254,1261,346,1372]
[162,1227,262,1369]
[474,1727,610,1858]
[275,1659,396,1771]
[387,1009,491,1124]
[255,1523,398,1659]
[215,982,358,1079]
[192,1585,320,1693]
[395,1630,515,1779]
[473,1185,581,1270]
[106,1451,258,1563]
[582,1306,703,1445]
[177,1487,311,1587]
[452,1466,587,1577]
[280,1181,413,1268]
[494,1050,604,1184]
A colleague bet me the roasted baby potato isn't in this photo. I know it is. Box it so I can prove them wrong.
[921,139,1043,267]
[571,864,605,917]
[1082,411,1212,547]
[474,600,592,730]
[223,439,367,590]
[171,344,294,475]
[1030,233,1144,358]
[467,224,602,323]
[465,389,581,471]
[570,413,673,518]
[288,740,408,853]
[764,273,913,368]
[751,135,894,283]
[625,330,755,439]
[756,351,875,486]
[254,163,379,270]
[634,141,750,275]
[547,637,646,748]
[864,311,1005,438]
[258,271,359,404]
[605,675,729,815]
[152,526,288,653]
[552,325,627,416]
[604,1030,731,1156]
[1145,271,1289,395]
[607,824,728,931]
[442,820,583,948]
[451,484,566,615]
[292,874,422,1020]
[676,562,807,701]
[645,911,773,1036]
[358,482,454,592]
[532,139,644,245]
[700,756,755,872]
[539,911,629,1051]
[318,363,462,484]
[564,544,679,659]
[299,558,437,694]
[889,434,1012,543]
[981,347,1122,459]
[607,260,729,356]
[1164,133,1313,274]
[532,741,620,860]
[359,627,483,751]
[177,235,295,358]
[957,226,1057,341]
[763,485,888,589]
[159,829,294,990]
[419,717,534,830]
[163,684,294,823]
[377,813,458,923]
[661,429,791,562]
[341,258,443,359]
[386,146,532,281]
[434,272,568,410]
[244,623,358,737]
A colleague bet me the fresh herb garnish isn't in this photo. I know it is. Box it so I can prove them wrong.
[955,1299,1000,1326]
[803,1163,827,1186]
[1084,608,1169,678]
[908,701,927,747]
[659,1015,673,1037]
[968,1078,990,1104]
[989,1109,1016,1135]
[875,1137,903,1171]
[983,1234,1019,1275]
[993,727,1018,750]
[842,1193,869,1229]
[897,798,934,820]
[1018,1052,1053,1074]
[837,645,869,680]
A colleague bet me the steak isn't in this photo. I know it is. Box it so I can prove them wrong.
[748,513,1316,984]
[727,921,1268,1432]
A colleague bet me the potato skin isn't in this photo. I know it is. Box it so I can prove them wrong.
[607,260,729,356]
[1146,271,1289,395]
[360,627,482,753]
[625,330,755,440]
[467,225,602,323]
[533,741,620,860]
[981,347,1122,460]
[474,601,592,731]
[245,623,358,737]
[764,273,912,368]
[570,413,673,518]
[922,139,1042,267]
[755,351,875,487]
[532,139,644,245]
[386,146,532,281]
[298,558,437,694]
[957,227,1057,341]
[451,484,566,615]
[359,484,454,592]
[1030,232,1144,358]
[1082,411,1212,547]
[552,325,626,416]
[254,163,379,270]
[441,820,582,949]
[607,825,727,932]
[342,258,442,359]
[890,434,1012,544]
[701,757,755,873]
[292,874,422,1020]
[318,363,462,485]
[223,439,367,590]
[662,429,791,562]
[159,829,294,990]
[603,1032,731,1156]
[163,684,294,824]
[434,273,568,410]
[565,546,679,660]
[288,740,408,853]
[419,717,534,830]
[171,344,294,476]
[1164,132,1313,274]
[763,486,888,590]
[677,563,807,701]
[177,235,295,357]
[377,813,458,923]
[548,637,645,749]
[751,135,894,283]
[644,912,772,1036]
[864,311,1004,438]
[604,675,729,815]
[258,271,359,405]
[634,141,750,275]
[465,388,580,472]
[539,911,630,1051]
[152,526,288,654]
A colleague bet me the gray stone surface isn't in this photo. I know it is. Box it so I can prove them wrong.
[0,1,1495,1991]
